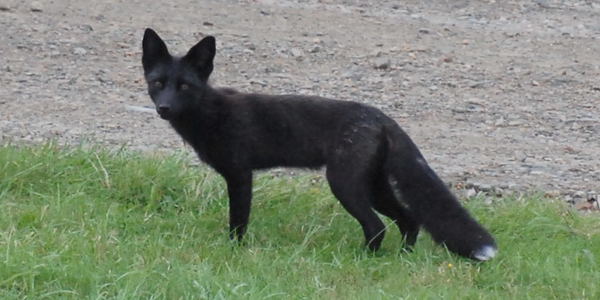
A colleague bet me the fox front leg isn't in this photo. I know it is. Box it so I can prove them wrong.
[224,172,253,241]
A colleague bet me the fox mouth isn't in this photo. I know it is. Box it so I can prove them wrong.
[157,110,171,120]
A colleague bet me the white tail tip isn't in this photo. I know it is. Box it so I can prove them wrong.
[473,245,497,261]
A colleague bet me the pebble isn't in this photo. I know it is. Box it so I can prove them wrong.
[73,47,87,55]
[373,57,391,70]
[465,188,477,198]
[290,48,304,58]
[30,2,43,12]
[478,184,493,192]
[494,117,505,126]
[469,81,488,88]
[79,24,94,32]
[493,187,504,197]
[309,45,321,53]
[452,102,484,113]
[508,120,524,126]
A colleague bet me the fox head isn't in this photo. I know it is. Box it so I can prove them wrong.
[141,28,216,120]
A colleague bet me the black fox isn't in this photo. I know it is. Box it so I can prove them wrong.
[141,28,497,261]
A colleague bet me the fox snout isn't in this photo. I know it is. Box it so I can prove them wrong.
[153,92,179,120]
[153,94,176,119]
[156,104,171,120]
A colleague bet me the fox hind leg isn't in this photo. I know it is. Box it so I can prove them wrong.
[371,174,420,250]
[326,166,386,251]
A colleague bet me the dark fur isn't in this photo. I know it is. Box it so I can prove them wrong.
[141,28,497,260]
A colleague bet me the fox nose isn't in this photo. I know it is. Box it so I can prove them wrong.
[157,105,171,119]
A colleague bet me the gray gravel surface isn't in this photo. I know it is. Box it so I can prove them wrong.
[1,0,599,201]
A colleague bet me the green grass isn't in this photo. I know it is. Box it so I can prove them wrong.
[0,143,599,299]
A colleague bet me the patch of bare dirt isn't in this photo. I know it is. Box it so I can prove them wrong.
[1,0,599,202]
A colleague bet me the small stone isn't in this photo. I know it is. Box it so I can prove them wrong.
[30,2,43,12]
[493,187,504,196]
[452,101,484,113]
[494,117,505,126]
[564,195,574,203]
[373,57,391,70]
[73,47,87,55]
[465,188,477,198]
[243,41,256,51]
[418,28,431,34]
[290,48,304,57]
[469,81,487,88]
[309,45,321,53]
[478,183,492,192]
[371,50,384,57]
[508,120,524,126]
[0,5,11,11]
[79,24,94,32]
[506,183,518,190]
[535,0,552,8]
[203,21,214,26]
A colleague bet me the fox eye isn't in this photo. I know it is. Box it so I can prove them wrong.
[153,80,163,89]
[179,83,190,90]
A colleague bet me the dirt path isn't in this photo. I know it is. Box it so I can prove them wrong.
[1,0,599,202]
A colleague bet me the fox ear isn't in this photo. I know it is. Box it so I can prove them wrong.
[142,28,170,73]
[184,36,216,80]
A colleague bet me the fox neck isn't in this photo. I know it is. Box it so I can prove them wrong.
[167,84,227,147]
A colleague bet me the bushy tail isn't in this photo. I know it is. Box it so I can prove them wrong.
[383,125,497,261]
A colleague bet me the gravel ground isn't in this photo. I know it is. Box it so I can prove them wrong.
[1,0,599,202]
